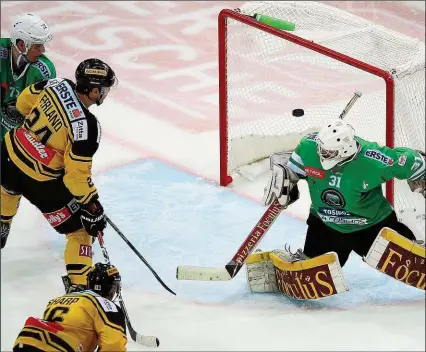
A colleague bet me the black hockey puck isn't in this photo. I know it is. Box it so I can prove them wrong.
[292,109,304,117]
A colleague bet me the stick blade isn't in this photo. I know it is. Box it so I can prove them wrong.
[136,334,160,347]
[176,266,232,281]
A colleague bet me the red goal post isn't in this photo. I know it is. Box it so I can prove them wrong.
[218,1,425,216]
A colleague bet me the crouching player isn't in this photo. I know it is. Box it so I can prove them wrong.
[13,262,127,351]
[246,119,425,299]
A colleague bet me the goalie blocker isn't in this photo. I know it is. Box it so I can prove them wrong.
[247,227,425,299]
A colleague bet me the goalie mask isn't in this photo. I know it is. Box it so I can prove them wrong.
[87,262,121,301]
[316,120,359,170]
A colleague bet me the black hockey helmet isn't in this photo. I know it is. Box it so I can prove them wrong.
[87,262,121,300]
[75,58,117,96]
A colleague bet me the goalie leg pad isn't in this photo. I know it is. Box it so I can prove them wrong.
[364,227,425,290]
[246,249,348,299]
[270,250,348,300]
[246,251,278,293]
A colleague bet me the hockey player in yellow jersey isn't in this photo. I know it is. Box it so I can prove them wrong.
[13,262,127,351]
[1,58,117,290]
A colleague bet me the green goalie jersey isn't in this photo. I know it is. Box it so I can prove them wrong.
[1,37,56,140]
[287,133,425,233]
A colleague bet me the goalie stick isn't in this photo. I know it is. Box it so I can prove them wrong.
[176,92,362,282]
[97,233,160,348]
[176,198,285,281]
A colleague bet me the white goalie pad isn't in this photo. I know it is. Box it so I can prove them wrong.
[246,251,278,292]
[364,227,425,290]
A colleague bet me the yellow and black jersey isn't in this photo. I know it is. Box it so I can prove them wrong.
[13,290,127,352]
[4,78,100,204]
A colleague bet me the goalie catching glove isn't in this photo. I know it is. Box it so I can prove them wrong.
[263,152,300,207]
[80,200,107,236]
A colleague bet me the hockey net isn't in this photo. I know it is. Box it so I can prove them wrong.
[219,1,425,220]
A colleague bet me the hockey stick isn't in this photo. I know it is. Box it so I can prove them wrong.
[97,233,160,348]
[339,91,362,120]
[105,215,176,295]
[176,198,285,281]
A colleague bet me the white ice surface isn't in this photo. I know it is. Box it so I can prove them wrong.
[1,1,425,351]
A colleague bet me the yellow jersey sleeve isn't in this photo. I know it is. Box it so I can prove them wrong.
[16,80,48,116]
[63,117,101,204]
[87,294,127,351]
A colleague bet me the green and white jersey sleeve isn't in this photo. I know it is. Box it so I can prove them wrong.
[286,133,425,233]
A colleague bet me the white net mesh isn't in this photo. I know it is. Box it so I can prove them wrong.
[223,1,425,216]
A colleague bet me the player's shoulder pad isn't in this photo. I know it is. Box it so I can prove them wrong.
[70,113,101,156]
[295,132,319,154]
[31,55,56,80]
[357,137,395,167]
[80,291,126,332]
[32,79,51,92]
[80,290,121,313]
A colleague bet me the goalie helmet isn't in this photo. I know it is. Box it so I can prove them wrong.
[316,120,359,170]
[87,262,121,300]
[10,14,52,52]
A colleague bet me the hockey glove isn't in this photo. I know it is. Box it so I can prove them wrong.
[263,163,300,207]
[1,222,11,249]
[1,101,24,129]
[80,200,107,237]
[408,179,426,198]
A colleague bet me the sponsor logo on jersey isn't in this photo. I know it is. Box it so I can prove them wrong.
[33,60,51,79]
[72,109,82,118]
[71,120,88,141]
[365,149,394,166]
[96,296,118,312]
[319,214,368,225]
[304,166,325,179]
[0,47,8,59]
[306,133,318,142]
[43,207,71,227]
[67,199,80,214]
[319,207,351,217]
[15,128,56,165]
[79,245,92,258]
[45,78,64,88]
[321,189,346,208]
[398,155,407,166]
[411,156,423,172]
[52,81,85,122]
